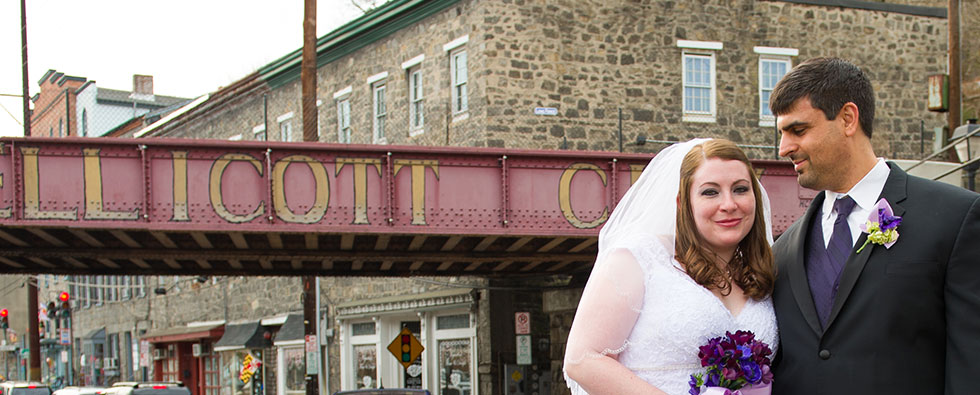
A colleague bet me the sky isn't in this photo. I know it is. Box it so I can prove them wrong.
[0,0,367,137]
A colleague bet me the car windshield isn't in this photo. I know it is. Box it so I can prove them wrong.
[131,388,189,395]
[11,388,52,395]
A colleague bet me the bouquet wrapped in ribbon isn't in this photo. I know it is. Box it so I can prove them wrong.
[688,330,773,395]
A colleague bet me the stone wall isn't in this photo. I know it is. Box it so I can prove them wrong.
[156,0,950,163]
[479,0,949,159]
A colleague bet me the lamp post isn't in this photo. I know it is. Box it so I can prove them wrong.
[951,119,980,191]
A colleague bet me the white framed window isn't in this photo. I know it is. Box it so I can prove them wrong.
[337,99,351,143]
[372,82,387,144]
[277,112,295,142]
[753,47,798,127]
[81,109,88,137]
[344,320,379,390]
[252,124,266,141]
[277,346,305,395]
[431,312,476,395]
[408,67,424,135]
[450,49,468,115]
[682,51,716,122]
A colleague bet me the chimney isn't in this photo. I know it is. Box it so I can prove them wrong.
[133,74,154,96]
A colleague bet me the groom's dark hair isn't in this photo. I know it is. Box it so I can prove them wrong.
[770,57,876,139]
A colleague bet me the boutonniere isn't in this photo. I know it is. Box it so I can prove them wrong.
[856,198,902,253]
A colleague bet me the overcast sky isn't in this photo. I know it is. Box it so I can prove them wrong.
[0,0,366,136]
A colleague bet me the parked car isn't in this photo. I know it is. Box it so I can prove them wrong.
[0,382,52,395]
[332,390,430,395]
[101,383,189,395]
[51,387,105,395]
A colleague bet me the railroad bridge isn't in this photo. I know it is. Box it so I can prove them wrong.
[0,137,810,277]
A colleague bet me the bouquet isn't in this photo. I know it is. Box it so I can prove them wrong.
[688,330,773,395]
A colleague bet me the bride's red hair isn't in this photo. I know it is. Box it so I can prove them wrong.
[674,139,775,299]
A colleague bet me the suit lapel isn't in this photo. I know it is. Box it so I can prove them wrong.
[824,163,908,330]
[787,191,825,336]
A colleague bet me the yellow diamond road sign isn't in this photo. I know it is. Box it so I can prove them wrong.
[387,327,424,369]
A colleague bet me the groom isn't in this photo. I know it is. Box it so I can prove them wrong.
[769,57,980,394]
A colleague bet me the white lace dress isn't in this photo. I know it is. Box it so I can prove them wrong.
[564,240,779,395]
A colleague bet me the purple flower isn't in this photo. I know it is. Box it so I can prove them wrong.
[706,371,721,386]
[736,344,753,360]
[691,330,773,392]
[879,208,902,231]
[689,376,701,395]
[759,364,774,384]
[741,360,762,383]
[727,330,755,344]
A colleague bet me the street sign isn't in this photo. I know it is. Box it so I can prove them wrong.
[387,327,424,369]
[533,107,558,116]
[515,312,530,335]
[305,335,319,375]
[59,328,70,345]
[516,335,532,365]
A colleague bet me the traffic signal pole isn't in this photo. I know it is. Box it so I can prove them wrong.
[27,278,40,381]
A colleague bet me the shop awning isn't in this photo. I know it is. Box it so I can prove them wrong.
[143,323,224,343]
[213,321,269,352]
[82,327,105,342]
[273,314,304,346]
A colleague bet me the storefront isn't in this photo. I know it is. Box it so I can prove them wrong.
[79,327,105,386]
[143,322,224,395]
[213,322,271,395]
[337,289,477,395]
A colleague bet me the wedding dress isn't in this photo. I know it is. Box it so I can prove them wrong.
[563,139,779,395]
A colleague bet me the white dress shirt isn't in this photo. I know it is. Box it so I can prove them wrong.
[820,159,891,248]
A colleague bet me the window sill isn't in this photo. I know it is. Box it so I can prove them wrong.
[758,119,776,128]
[373,137,389,145]
[452,112,470,123]
[409,128,425,137]
[682,114,716,123]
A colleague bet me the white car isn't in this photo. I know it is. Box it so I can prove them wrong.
[52,386,105,395]
[0,382,52,395]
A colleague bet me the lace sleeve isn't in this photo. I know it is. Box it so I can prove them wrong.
[563,247,646,392]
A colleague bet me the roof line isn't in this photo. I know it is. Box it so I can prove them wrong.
[134,94,210,138]
[259,0,460,89]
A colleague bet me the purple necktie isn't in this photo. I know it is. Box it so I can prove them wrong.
[808,196,857,328]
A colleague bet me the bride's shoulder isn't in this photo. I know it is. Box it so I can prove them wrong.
[604,233,675,268]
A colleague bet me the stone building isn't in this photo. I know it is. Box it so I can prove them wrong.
[64,1,957,395]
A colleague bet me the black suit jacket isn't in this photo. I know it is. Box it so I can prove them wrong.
[772,163,980,394]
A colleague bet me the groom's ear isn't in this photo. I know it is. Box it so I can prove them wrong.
[839,102,861,137]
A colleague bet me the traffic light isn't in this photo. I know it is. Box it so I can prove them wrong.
[400,333,411,363]
[1,308,8,329]
[59,292,70,318]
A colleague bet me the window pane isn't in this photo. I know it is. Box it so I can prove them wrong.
[437,314,469,330]
[354,344,377,389]
[352,322,375,336]
[283,347,305,393]
[438,339,471,395]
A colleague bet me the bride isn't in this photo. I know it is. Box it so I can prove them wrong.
[563,139,779,394]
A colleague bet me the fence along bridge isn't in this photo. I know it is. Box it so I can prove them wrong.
[0,137,809,277]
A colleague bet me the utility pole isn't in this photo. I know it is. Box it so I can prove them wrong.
[301,0,320,395]
[947,0,962,161]
[20,0,30,137]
